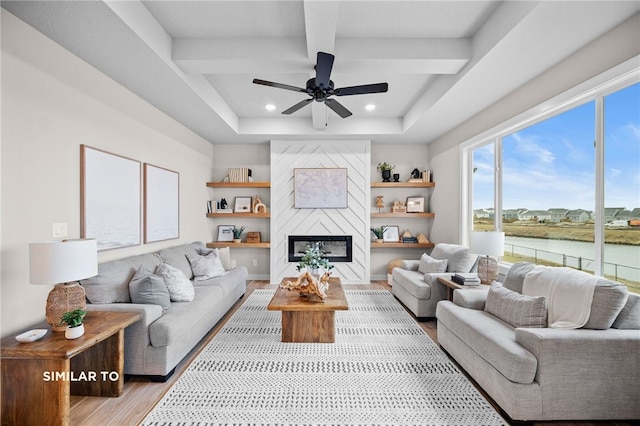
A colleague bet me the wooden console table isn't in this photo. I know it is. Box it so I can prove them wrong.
[437,276,490,301]
[268,277,348,343]
[1,311,141,426]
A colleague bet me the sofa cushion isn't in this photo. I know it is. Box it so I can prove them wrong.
[612,293,640,329]
[200,246,233,271]
[149,285,225,347]
[503,262,537,293]
[128,266,171,310]
[392,268,431,300]
[81,253,162,304]
[431,243,477,273]
[418,253,448,274]
[583,278,629,329]
[485,284,547,328]
[187,251,228,281]
[156,263,194,302]
[158,242,204,280]
[436,301,538,384]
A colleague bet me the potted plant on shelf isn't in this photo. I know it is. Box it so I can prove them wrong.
[232,225,246,243]
[377,162,395,182]
[371,226,388,243]
[61,308,86,339]
[296,247,335,277]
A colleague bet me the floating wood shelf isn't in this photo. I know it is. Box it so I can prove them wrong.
[370,242,434,249]
[206,242,270,249]
[206,213,270,218]
[206,181,270,188]
[371,212,435,218]
[371,182,435,188]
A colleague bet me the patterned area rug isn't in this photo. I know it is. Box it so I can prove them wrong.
[142,289,506,425]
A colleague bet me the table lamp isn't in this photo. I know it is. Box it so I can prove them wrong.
[29,239,98,331]
[469,231,505,284]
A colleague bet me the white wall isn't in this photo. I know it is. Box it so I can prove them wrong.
[428,12,640,246]
[1,10,214,337]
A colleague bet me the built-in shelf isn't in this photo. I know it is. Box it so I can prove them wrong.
[206,242,270,249]
[371,182,435,188]
[370,242,435,249]
[206,181,270,188]
[371,212,435,218]
[206,213,270,218]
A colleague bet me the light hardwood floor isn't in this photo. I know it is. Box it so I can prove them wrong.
[69,281,633,426]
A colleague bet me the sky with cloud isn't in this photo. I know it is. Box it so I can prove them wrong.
[473,82,639,212]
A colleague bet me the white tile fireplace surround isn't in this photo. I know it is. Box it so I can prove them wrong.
[270,140,371,284]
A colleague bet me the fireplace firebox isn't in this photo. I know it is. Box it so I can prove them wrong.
[288,235,353,263]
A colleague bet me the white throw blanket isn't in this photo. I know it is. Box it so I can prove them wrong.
[522,266,598,329]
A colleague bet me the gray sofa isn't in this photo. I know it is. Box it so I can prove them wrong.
[436,262,640,422]
[391,243,478,318]
[80,241,247,381]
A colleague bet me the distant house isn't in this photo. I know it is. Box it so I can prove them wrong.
[474,209,493,219]
[502,209,520,220]
[567,209,590,223]
[604,207,625,223]
[518,210,551,222]
[548,208,570,223]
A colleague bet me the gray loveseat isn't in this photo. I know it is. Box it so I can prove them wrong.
[436,262,640,421]
[391,243,478,318]
[80,241,247,381]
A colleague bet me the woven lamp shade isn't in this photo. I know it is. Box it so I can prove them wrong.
[29,239,98,331]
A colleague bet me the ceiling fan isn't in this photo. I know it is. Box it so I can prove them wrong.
[253,52,388,118]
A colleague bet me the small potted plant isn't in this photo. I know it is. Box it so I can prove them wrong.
[232,225,246,243]
[377,162,395,182]
[371,226,388,243]
[61,308,86,339]
[296,246,335,276]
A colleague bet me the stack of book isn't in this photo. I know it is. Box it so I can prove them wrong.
[402,237,418,243]
[451,273,481,286]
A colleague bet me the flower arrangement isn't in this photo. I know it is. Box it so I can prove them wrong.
[376,162,395,174]
[296,247,335,272]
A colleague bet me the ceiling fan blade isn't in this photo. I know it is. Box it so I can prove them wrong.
[315,52,334,90]
[282,98,313,115]
[252,79,307,93]
[335,82,389,96]
[325,99,352,118]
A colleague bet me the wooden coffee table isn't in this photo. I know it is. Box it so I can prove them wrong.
[1,311,141,426]
[268,276,348,343]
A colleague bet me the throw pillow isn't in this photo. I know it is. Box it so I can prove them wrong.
[128,266,171,310]
[503,262,537,293]
[612,293,640,330]
[199,246,233,270]
[418,253,448,274]
[485,284,547,328]
[187,251,228,281]
[430,243,478,273]
[156,263,194,302]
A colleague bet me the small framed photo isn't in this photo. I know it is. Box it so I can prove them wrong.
[406,197,425,213]
[383,225,400,242]
[217,225,235,241]
[234,196,252,213]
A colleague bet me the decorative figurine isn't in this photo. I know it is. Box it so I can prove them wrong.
[375,195,384,212]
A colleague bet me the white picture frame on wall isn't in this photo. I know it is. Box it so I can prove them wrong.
[144,163,179,243]
[81,145,141,251]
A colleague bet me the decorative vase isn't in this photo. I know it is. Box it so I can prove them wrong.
[65,324,84,340]
[233,238,241,243]
[376,238,383,243]
[307,267,321,279]
[393,173,400,182]
[381,170,391,182]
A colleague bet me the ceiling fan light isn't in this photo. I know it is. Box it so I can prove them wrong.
[365,104,376,111]
[265,104,276,111]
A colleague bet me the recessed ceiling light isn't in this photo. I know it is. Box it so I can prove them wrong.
[365,104,376,111]
[265,104,276,111]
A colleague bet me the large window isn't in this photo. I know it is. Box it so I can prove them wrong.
[467,80,639,294]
